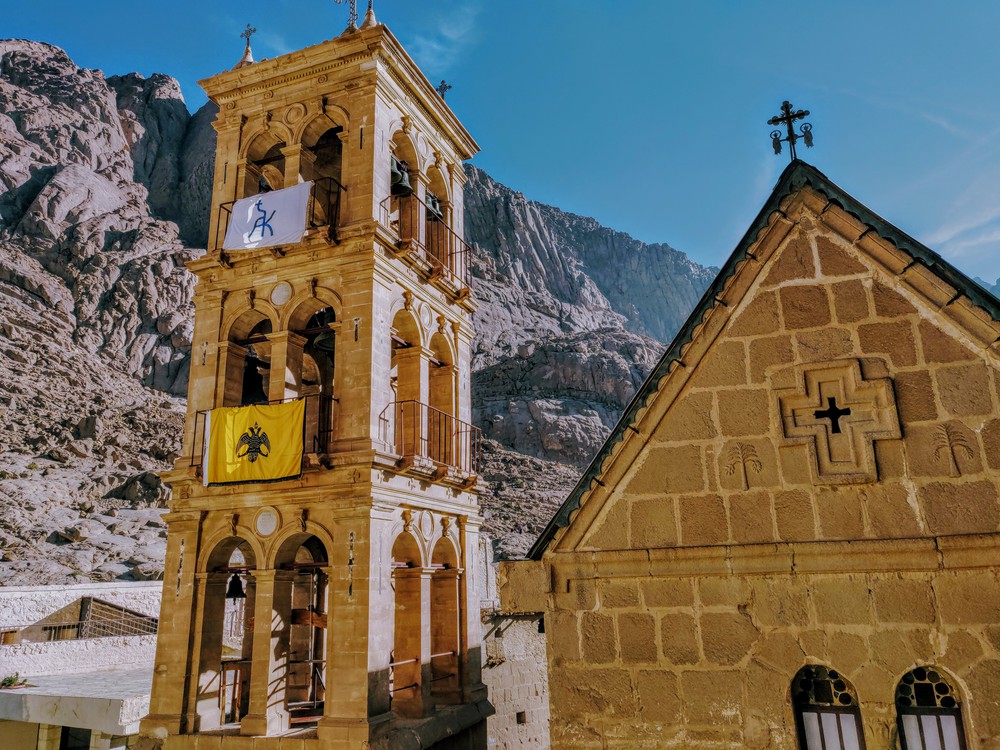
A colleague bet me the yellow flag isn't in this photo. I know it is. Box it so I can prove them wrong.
[204,400,305,485]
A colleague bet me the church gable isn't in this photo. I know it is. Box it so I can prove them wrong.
[553,166,1000,557]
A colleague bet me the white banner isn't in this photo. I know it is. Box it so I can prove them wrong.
[223,181,312,250]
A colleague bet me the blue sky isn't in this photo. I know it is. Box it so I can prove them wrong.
[6,1,1000,284]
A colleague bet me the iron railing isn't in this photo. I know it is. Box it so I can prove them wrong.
[378,400,480,476]
[214,176,346,251]
[191,394,335,469]
[378,193,472,290]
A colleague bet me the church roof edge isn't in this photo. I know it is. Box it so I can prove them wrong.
[527,159,1000,560]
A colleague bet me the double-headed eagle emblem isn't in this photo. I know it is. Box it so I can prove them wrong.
[236,422,271,463]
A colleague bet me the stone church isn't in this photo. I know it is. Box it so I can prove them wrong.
[510,160,1000,749]
[3,6,992,750]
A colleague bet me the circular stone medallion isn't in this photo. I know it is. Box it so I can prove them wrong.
[254,507,280,537]
[270,281,293,306]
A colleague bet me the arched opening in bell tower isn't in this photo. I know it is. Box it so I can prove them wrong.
[389,309,423,461]
[301,117,346,228]
[428,331,456,467]
[244,132,288,196]
[275,534,330,727]
[389,531,426,718]
[289,300,338,453]
[238,318,273,406]
[387,131,419,245]
[425,165,451,269]
[429,536,461,704]
[197,538,257,732]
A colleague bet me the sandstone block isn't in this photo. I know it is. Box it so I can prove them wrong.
[700,611,759,666]
[780,285,832,330]
[548,610,581,663]
[858,320,918,366]
[763,235,815,285]
[678,493,728,546]
[550,667,636,718]
[919,481,999,536]
[872,575,935,623]
[811,576,872,625]
[919,320,977,364]
[748,335,794,384]
[984,419,1000,471]
[817,235,866,277]
[717,388,771,436]
[893,369,939,423]
[630,497,678,549]
[640,579,695,609]
[815,487,866,540]
[663,390,717,440]
[624,444,705,495]
[586,501,629,550]
[635,670,681,723]
[750,577,810,627]
[729,291,781,337]
[597,580,640,609]
[728,490,777,543]
[659,613,700,665]
[777,444,813,486]
[774,489,818,541]
[617,613,657,663]
[863,484,923,539]
[680,670,744,724]
[580,612,617,664]
[699,576,751,607]
[826,631,868,675]
[697,340,748,388]
[935,362,994,417]
[872,280,917,317]
[751,631,807,674]
[904,422,981,479]
[832,279,872,326]
[795,327,855,362]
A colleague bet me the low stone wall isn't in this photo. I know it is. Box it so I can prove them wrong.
[0,581,163,629]
[0,634,157,676]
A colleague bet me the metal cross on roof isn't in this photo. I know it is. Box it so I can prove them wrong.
[240,24,257,46]
[436,80,453,99]
[334,0,359,31]
[768,100,814,161]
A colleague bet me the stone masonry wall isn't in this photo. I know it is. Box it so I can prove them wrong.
[541,189,1000,749]
[482,619,549,750]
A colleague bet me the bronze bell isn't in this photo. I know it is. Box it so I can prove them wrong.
[313,329,337,354]
[390,157,413,197]
[226,573,246,599]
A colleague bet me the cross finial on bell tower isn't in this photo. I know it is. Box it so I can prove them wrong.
[234,23,257,69]
[436,80,453,99]
[334,0,359,32]
[767,100,814,162]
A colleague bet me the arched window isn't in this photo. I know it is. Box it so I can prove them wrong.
[896,667,967,750]
[275,534,330,727]
[792,665,866,750]
[198,538,256,731]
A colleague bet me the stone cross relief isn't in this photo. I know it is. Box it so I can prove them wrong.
[778,360,901,484]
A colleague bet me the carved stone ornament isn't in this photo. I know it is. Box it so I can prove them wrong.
[777,359,901,484]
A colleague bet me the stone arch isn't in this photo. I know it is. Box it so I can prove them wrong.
[283,289,343,332]
[429,534,461,702]
[427,330,457,466]
[389,127,421,173]
[268,531,331,727]
[241,128,292,196]
[221,301,280,342]
[390,530,427,717]
[195,535,259,730]
[199,530,263,573]
[791,664,865,750]
[219,304,279,407]
[241,124,294,160]
[427,163,451,205]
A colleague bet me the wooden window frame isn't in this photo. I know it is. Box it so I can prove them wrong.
[897,705,968,750]
[795,704,867,750]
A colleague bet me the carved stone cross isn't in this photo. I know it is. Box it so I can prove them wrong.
[778,360,901,484]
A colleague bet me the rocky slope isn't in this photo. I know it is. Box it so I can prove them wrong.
[0,41,713,580]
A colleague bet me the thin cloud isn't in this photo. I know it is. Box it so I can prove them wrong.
[406,2,481,77]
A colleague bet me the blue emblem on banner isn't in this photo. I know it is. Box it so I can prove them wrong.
[251,200,275,239]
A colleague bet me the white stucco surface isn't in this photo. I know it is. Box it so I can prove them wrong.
[0,581,163,629]
[0,634,157,676]
[0,667,152,734]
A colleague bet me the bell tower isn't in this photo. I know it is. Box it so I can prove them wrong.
[141,12,488,750]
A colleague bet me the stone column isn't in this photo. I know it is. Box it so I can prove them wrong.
[392,347,430,462]
[140,513,203,737]
[207,118,243,252]
[186,571,229,732]
[88,730,113,750]
[391,567,433,718]
[430,567,462,704]
[182,290,227,460]
[458,517,487,704]
[266,331,307,404]
[241,569,295,736]
[215,341,248,408]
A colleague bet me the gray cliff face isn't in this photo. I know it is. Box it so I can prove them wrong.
[0,41,714,577]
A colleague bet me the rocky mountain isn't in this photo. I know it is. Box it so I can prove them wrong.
[0,40,712,582]
[976,276,1000,298]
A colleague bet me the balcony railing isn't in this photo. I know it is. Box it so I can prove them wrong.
[190,394,335,469]
[378,400,480,478]
[38,608,159,642]
[214,176,346,251]
[378,193,472,291]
